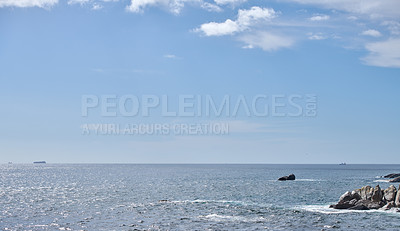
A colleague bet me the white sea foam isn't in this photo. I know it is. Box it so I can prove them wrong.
[268,179,325,182]
[296,179,325,182]
[374,179,390,183]
[170,199,246,205]
[297,205,400,215]
[199,213,267,222]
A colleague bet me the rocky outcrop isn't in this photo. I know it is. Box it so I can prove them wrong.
[384,173,400,178]
[389,177,400,182]
[330,185,400,210]
[371,185,383,202]
[278,174,295,181]
[384,185,397,201]
[396,186,400,207]
[356,186,373,200]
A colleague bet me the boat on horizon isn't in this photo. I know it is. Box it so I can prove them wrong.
[33,161,46,164]
[339,162,346,165]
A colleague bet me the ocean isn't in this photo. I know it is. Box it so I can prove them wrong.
[1,164,399,230]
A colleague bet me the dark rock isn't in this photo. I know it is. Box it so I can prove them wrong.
[347,205,369,210]
[384,173,400,178]
[358,186,373,200]
[278,174,295,181]
[331,185,395,210]
[380,201,395,210]
[371,185,383,202]
[330,203,353,209]
[330,191,360,209]
[389,177,400,183]
[354,199,384,209]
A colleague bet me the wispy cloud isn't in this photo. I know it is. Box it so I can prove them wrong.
[92,3,103,10]
[361,29,382,37]
[201,2,222,12]
[0,0,58,8]
[68,0,90,5]
[287,0,400,18]
[240,31,294,51]
[307,32,326,40]
[164,54,181,59]
[309,14,329,21]
[213,0,247,5]
[362,38,400,68]
[382,21,400,35]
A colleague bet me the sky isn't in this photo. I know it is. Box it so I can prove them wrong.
[0,0,399,164]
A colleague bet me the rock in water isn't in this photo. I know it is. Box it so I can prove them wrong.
[371,185,383,202]
[395,185,400,207]
[329,191,360,209]
[384,173,400,178]
[358,186,373,200]
[384,185,397,202]
[380,201,395,210]
[389,177,400,183]
[278,174,295,181]
[331,185,398,210]
[347,204,369,210]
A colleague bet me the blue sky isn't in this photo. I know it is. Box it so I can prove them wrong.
[0,0,399,163]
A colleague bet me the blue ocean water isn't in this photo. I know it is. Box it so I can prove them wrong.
[1,164,400,230]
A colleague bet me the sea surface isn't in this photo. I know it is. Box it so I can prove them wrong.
[1,164,400,230]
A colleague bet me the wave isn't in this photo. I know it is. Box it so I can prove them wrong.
[373,179,390,183]
[267,179,325,182]
[168,199,250,206]
[296,205,400,215]
[199,213,267,222]
[296,179,326,182]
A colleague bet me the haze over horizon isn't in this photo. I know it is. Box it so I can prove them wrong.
[1,0,399,164]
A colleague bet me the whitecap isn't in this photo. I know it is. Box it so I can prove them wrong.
[373,179,390,183]
[296,205,400,215]
[199,213,266,222]
[296,179,325,182]
[268,179,325,182]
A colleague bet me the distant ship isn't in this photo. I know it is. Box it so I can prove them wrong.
[339,162,346,165]
[33,161,46,164]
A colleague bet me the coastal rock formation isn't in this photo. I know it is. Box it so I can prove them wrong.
[278,174,295,181]
[389,177,400,182]
[384,185,397,201]
[384,173,400,178]
[331,185,400,210]
[396,187,400,207]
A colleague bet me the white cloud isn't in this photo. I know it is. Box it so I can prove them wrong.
[347,16,358,20]
[308,33,326,40]
[361,29,382,37]
[126,0,186,14]
[239,31,294,51]
[68,0,90,5]
[362,38,400,68]
[213,0,247,5]
[287,0,400,18]
[197,19,239,36]
[309,14,329,21]
[195,6,276,36]
[164,54,180,59]
[92,3,103,10]
[0,0,58,8]
[382,21,400,35]
[201,2,222,12]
